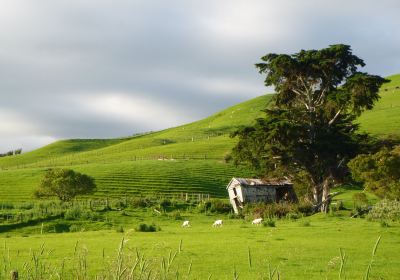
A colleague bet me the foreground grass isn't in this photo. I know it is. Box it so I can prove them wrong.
[1,213,399,279]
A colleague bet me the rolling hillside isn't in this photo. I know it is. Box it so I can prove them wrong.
[0,95,271,201]
[0,74,399,202]
[357,74,400,136]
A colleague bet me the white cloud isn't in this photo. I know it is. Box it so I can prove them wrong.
[0,0,399,151]
[78,93,196,130]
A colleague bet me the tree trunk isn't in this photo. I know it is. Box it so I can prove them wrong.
[313,184,322,206]
[321,178,331,213]
[312,177,331,213]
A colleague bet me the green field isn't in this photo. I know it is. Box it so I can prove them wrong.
[357,74,400,136]
[1,210,399,279]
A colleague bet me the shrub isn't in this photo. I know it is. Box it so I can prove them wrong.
[18,202,34,210]
[224,153,232,163]
[0,202,14,210]
[263,219,276,227]
[380,220,390,228]
[352,192,369,208]
[129,197,154,208]
[286,212,300,220]
[170,211,182,220]
[135,223,161,232]
[113,199,127,209]
[69,224,81,232]
[158,198,172,209]
[53,222,70,233]
[245,203,298,219]
[64,206,100,221]
[197,199,231,214]
[300,220,311,227]
[116,226,124,233]
[296,201,314,215]
[367,199,400,221]
[64,206,83,220]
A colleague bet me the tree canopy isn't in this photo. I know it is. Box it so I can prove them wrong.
[34,168,96,201]
[348,146,400,199]
[232,44,387,212]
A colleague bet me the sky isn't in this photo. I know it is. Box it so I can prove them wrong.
[0,0,399,152]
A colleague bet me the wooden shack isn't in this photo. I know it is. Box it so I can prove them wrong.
[226,177,297,214]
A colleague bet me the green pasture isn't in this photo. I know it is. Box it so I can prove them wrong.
[357,75,400,136]
[0,160,255,201]
[0,95,271,170]
[1,212,399,279]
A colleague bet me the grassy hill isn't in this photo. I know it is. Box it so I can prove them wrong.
[0,95,271,201]
[0,74,399,202]
[357,74,400,136]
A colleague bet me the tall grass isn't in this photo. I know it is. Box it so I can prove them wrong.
[0,237,384,279]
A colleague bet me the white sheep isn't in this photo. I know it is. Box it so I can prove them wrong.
[182,220,191,227]
[252,218,263,225]
[212,219,223,227]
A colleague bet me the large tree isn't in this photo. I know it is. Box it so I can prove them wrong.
[232,44,387,212]
[34,168,96,201]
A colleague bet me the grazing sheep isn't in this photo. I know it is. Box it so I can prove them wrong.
[212,219,223,227]
[182,220,191,227]
[252,218,263,225]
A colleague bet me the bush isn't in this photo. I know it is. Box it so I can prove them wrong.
[169,211,182,220]
[300,220,311,227]
[367,199,400,221]
[380,220,390,228]
[129,197,154,208]
[158,198,172,209]
[286,212,300,220]
[263,219,276,227]
[135,223,161,232]
[53,222,70,233]
[64,206,100,221]
[0,202,14,210]
[116,225,124,233]
[69,224,81,232]
[18,202,34,210]
[352,192,369,208]
[244,203,299,219]
[197,199,231,214]
[64,206,83,220]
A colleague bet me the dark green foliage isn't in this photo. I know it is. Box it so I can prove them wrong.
[54,222,71,233]
[69,224,81,232]
[263,219,276,227]
[135,223,160,232]
[233,44,387,212]
[300,220,311,227]
[129,197,154,208]
[169,211,182,220]
[158,198,172,209]
[116,225,124,233]
[348,146,400,199]
[34,168,96,201]
[352,192,369,208]
[244,202,313,219]
[64,206,100,221]
[197,199,231,214]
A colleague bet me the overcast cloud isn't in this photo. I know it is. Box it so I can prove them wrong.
[0,0,399,151]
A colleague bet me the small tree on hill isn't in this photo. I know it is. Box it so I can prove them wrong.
[232,44,387,212]
[34,168,96,201]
